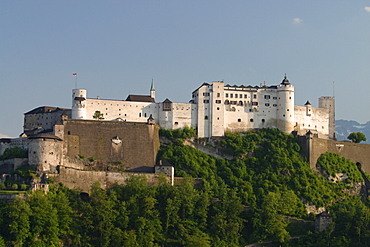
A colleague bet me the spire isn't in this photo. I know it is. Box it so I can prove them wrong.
[150,78,156,100]
[150,78,155,91]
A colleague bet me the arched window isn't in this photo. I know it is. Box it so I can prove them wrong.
[139,113,141,117]
[225,100,230,105]
[262,119,265,123]
[238,101,243,106]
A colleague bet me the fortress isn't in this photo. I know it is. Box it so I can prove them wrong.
[71,75,335,140]
[0,75,343,192]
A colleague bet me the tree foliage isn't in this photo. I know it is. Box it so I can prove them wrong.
[1,129,370,246]
[0,147,28,160]
[347,132,367,143]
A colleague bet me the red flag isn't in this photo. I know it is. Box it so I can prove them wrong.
[73,73,77,76]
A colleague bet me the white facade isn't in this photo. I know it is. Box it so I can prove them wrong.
[69,76,334,139]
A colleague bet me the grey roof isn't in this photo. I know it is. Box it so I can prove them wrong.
[28,133,63,141]
[125,95,155,102]
[25,106,71,115]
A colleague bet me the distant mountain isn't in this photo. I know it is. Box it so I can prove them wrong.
[336,119,370,143]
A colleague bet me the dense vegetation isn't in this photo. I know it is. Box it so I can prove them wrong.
[0,147,28,161]
[0,128,370,246]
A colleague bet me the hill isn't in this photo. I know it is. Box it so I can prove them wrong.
[1,128,370,246]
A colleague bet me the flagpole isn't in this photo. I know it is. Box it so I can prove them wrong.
[333,81,335,98]
[73,73,78,89]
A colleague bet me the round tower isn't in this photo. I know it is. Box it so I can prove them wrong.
[277,75,295,134]
[72,89,87,119]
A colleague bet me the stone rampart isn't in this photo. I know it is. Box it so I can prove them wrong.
[62,119,160,172]
[301,134,370,173]
[51,166,168,193]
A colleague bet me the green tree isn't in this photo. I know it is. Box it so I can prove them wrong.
[2,197,31,246]
[92,110,104,120]
[347,132,366,143]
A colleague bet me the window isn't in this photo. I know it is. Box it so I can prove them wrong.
[217,107,220,110]
[175,122,178,125]
[244,94,247,98]
[253,94,257,99]
[238,118,241,122]
[215,100,221,104]
[144,113,147,117]
[203,100,209,103]
[262,119,265,123]
[250,118,254,122]
[225,100,230,105]
[252,102,258,106]
[230,94,233,98]
[238,101,243,106]
[217,93,220,97]
[240,94,242,98]
[205,116,209,120]
[273,104,277,107]
[203,92,210,96]
[273,97,277,100]
[225,93,229,97]
[139,113,141,117]
[235,94,238,98]
[264,95,270,99]
[265,103,270,107]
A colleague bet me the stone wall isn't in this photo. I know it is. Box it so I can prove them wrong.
[301,134,370,173]
[62,119,160,172]
[51,166,168,193]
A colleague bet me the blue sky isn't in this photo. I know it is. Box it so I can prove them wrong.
[1,1,370,137]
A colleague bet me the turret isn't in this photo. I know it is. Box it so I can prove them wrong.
[277,74,295,134]
[72,89,87,119]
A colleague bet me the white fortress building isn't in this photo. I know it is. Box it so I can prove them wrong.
[70,75,335,139]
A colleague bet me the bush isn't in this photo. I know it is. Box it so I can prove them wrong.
[0,147,28,160]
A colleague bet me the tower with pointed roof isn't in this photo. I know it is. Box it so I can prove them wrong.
[277,74,295,134]
[150,79,155,101]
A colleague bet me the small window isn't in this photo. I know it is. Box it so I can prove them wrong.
[265,103,270,107]
[238,118,241,122]
[139,113,141,117]
[217,107,220,110]
[144,113,147,117]
[262,119,265,123]
[264,95,270,99]
[225,100,230,105]
[253,94,257,99]
[240,94,242,98]
[174,122,178,125]
[250,118,254,122]
[205,116,209,120]
[230,94,233,98]
[244,94,247,98]
[225,93,229,97]
[215,100,221,104]
[235,94,238,98]
[217,93,220,97]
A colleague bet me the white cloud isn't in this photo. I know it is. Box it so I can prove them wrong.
[365,6,370,12]
[293,17,303,24]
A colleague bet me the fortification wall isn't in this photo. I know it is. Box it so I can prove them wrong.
[304,136,370,173]
[51,166,167,193]
[62,119,160,172]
